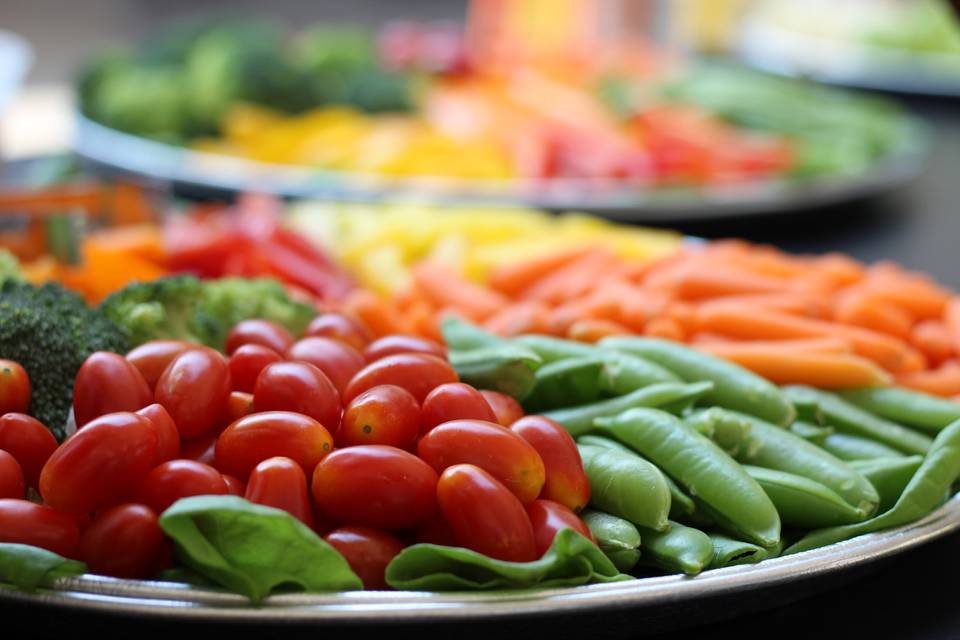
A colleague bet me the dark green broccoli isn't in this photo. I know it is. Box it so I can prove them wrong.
[0,280,128,439]
[99,275,317,352]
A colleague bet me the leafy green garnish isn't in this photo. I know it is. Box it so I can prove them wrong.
[0,544,87,592]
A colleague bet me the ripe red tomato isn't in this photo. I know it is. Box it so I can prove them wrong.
[216,411,333,480]
[181,432,217,466]
[40,412,158,514]
[340,385,420,449]
[136,404,180,464]
[227,391,255,421]
[0,499,81,557]
[126,340,192,391]
[253,362,341,433]
[526,499,594,557]
[305,313,372,351]
[0,450,25,499]
[0,360,30,416]
[222,474,245,496]
[436,464,537,562]
[225,319,295,355]
[344,353,458,404]
[420,383,497,435]
[228,344,282,393]
[136,459,228,514]
[415,513,458,546]
[286,337,365,395]
[73,352,153,428]
[0,413,57,488]
[324,526,405,590]
[312,446,438,530]
[363,335,446,363]
[245,457,313,528]
[155,348,232,440]
[79,504,165,578]
[417,419,545,504]
[479,390,525,427]
[510,416,591,512]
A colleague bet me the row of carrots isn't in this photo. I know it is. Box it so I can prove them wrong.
[347,239,960,398]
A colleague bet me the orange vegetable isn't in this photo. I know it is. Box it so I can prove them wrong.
[566,319,629,343]
[341,290,406,338]
[897,361,960,397]
[691,335,852,354]
[909,320,954,366]
[946,298,960,356]
[669,265,788,300]
[488,246,595,298]
[413,262,508,322]
[521,249,620,304]
[697,293,829,318]
[643,317,685,342]
[484,301,556,337]
[833,288,913,339]
[696,346,890,388]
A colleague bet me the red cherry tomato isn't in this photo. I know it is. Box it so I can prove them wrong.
[136,459,228,514]
[0,450,24,499]
[136,404,180,464]
[227,391,255,421]
[40,412,158,514]
[155,348,232,440]
[510,416,591,512]
[228,344,282,393]
[0,499,80,557]
[363,335,446,363]
[418,419,545,504]
[420,383,497,435]
[73,352,153,428]
[312,445,437,530]
[0,413,57,488]
[286,337,365,395]
[415,513,458,546]
[526,499,594,557]
[222,474,245,496]
[225,319,295,355]
[253,362,341,434]
[216,411,333,480]
[245,457,313,528]
[480,390,525,427]
[126,340,191,391]
[340,385,420,449]
[79,504,165,578]
[344,353,458,404]
[305,313,372,351]
[0,360,30,416]
[436,464,537,562]
[181,432,217,466]
[324,526,405,590]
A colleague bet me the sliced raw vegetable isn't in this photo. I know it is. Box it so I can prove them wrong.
[581,509,642,572]
[743,465,869,528]
[577,445,671,531]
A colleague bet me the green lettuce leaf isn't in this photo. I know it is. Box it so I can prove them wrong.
[0,543,86,592]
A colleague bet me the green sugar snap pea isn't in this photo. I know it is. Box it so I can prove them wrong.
[784,386,932,455]
[581,509,642,572]
[447,344,541,401]
[522,357,607,412]
[596,408,780,547]
[544,381,713,437]
[787,418,960,554]
[850,456,925,512]
[600,337,795,426]
[636,521,714,576]
[685,408,752,456]
[743,465,869,528]
[709,533,767,569]
[821,432,907,461]
[789,420,833,446]
[840,387,960,434]
[577,445,671,531]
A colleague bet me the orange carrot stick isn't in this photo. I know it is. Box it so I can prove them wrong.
[863,269,951,320]
[698,293,830,318]
[695,347,890,388]
[484,301,556,337]
[897,361,960,397]
[691,335,853,354]
[413,262,508,322]
[946,298,960,356]
[909,320,954,366]
[643,317,685,342]
[341,289,406,338]
[521,249,620,304]
[567,319,630,343]
[488,246,595,298]
[833,288,913,339]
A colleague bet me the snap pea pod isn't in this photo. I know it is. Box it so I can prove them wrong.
[685,408,752,456]
[786,418,960,555]
[789,420,833,446]
[577,435,697,519]
[581,510,642,572]
[636,521,714,576]
[850,456,925,512]
[792,396,826,426]
[718,409,879,514]
[596,408,781,547]
[577,445,671,532]
[544,381,714,437]
[600,337,795,426]
[513,334,598,362]
[441,317,506,350]
[783,386,932,455]
[709,533,766,568]
[840,387,960,434]
[821,432,907,461]
[743,465,869,528]
[522,357,606,412]
[447,345,541,401]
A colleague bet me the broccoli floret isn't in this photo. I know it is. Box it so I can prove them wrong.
[0,280,128,439]
[99,275,317,352]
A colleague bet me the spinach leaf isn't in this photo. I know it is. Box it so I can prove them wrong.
[0,543,86,592]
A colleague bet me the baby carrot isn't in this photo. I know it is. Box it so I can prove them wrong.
[341,289,406,338]
[644,317,686,342]
[909,320,954,366]
[896,361,960,397]
[697,293,830,319]
[413,262,508,322]
[691,335,853,354]
[488,246,595,298]
[484,301,556,337]
[833,288,913,340]
[669,266,788,300]
[567,319,630,343]
[695,347,890,388]
[946,298,960,355]
[863,269,950,320]
[522,249,620,304]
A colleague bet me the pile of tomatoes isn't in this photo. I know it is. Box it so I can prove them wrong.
[0,312,594,589]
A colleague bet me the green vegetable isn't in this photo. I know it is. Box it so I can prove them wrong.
[840,387,960,434]
[685,407,752,456]
[850,456,925,512]
[158,496,362,602]
[784,386,933,455]
[597,408,781,547]
[522,357,606,412]
[577,445,672,531]
[636,521,714,576]
[0,544,87,592]
[821,432,908,461]
[0,249,22,282]
[384,529,628,590]
[743,465,869,528]
[446,345,541,401]
[0,280,127,438]
[580,510,642,572]
[709,534,767,569]
[442,317,506,350]
[789,420,833,445]
[600,337,795,426]
[99,275,316,351]
[787,418,960,554]
[544,381,714,437]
